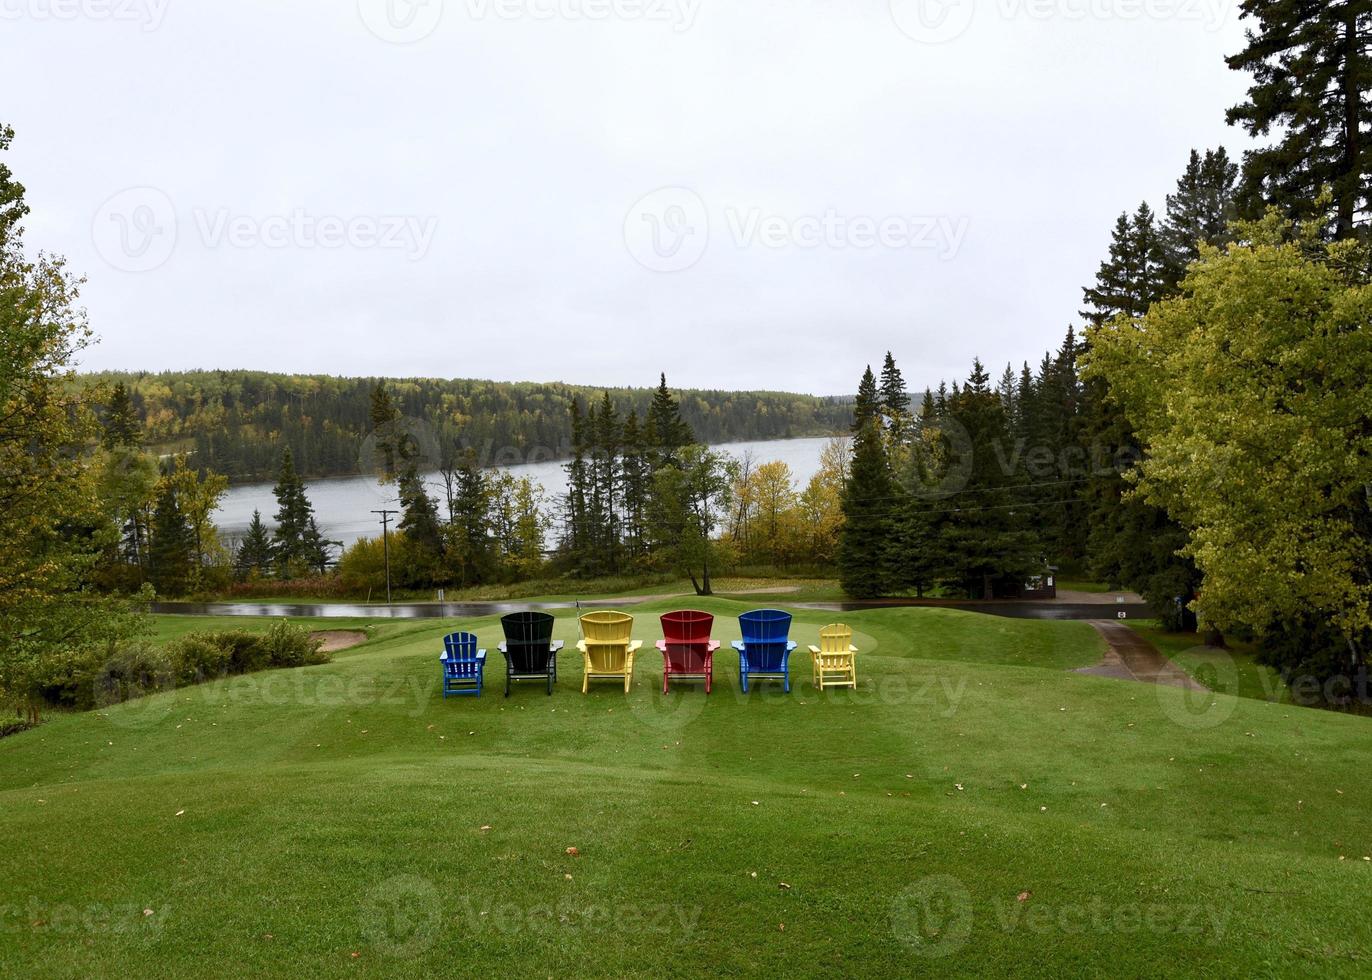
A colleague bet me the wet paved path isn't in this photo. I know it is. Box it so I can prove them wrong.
[1079,620,1207,690]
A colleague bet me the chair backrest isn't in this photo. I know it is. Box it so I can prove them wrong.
[501,612,556,672]
[817,624,854,656]
[661,610,714,646]
[739,609,793,671]
[660,610,713,671]
[443,632,481,678]
[580,611,633,645]
[580,611,633,672]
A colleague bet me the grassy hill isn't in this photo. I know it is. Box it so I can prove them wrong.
[2,601,1370,976]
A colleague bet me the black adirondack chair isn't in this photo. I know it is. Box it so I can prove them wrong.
[498,612,563,696]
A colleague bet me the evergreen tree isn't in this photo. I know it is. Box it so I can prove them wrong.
[936,359,1041,599]
[852,366,881,433]
[101,382,141,449]
[149,481,194,595]
[235,509,274,579]
[561,398,592,570]
[619,409,650,561]
[398,466,444,582]
[446,450,493,587]
[646,373,694,466]
[1161,147,1240,285]
[839,368,896,598]
[270,448,321,578]
[1081,203,1168,326]
[368,382,402,480]
[878,352,911,441]
[1226,2,1372,239]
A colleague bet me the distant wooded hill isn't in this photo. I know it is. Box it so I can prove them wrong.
[80,371,852,482]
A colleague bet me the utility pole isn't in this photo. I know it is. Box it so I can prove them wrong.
[372,509,398,604]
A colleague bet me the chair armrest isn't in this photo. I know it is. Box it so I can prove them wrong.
[477,649,487,661]
[849,645,859,653]
[498,642,508,654]
[550,641,565,653]
[807,645,820,655]
[576,640,588,654]
[440,653,449,663]
[731,640,746,653]
[627,641,643,653]
[655,640,668,653]
[786,641,798,652]
[706,641,721,653]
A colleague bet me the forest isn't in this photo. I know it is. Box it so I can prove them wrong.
[74,370,852,481]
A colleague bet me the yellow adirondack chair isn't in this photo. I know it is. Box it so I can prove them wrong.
[576,611,642,693]
[808,624,857,690]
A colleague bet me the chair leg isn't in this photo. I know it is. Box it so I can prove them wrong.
[505,673,511,698]
[663,673,669,695]
[547,672,553,695]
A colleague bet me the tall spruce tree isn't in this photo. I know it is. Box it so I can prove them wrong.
[1161,147,1240,285]
[1226,2,1372,239]
[619,409,650,561]
[646,373,694,467]
[936,359,1040,599]
[839,368,895,598]
[270,448,321,577]
[235,510,274,579]
[149,481,194,595]
[101,382,141,449]
[1081,203,1169,326]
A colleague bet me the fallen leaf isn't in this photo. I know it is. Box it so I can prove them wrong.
[564,874,573,880]
[1017,891,1031,903]
[778,882,790,890]
[479,825,492,832]
[175,809,185,817]
[565,847,580,857]
[143,909,155,917]
[778,923,785,931]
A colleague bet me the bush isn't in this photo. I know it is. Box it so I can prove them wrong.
[257,622,328,668]
[0,718,37,739]
[31,623,331,712]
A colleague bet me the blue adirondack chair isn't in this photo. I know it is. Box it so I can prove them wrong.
[440,632,486,698]
[731,609,798,693]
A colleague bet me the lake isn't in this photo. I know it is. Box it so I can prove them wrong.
[215,436,838,549]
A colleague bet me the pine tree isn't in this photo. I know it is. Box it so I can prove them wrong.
[101,382,141,449]
[270,448,321,578]
[936,359,1041,599]
[149,481,194,595]
[561,398,592,570]
[619,409,650,561]
[235,509,274,579]
[1081,203,1168,326]
[369,382,401,480]
[646,373,694,467]
[878,352,911,439]
[1226,2,1372,239]
[446,450,493,587]
[1161,147,1239,285]
[398,465,444,582]
[839,369,895,599]
[852,366,880,434]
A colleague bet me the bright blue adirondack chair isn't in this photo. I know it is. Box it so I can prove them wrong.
[440,632,486,698]
[731,610,798,693]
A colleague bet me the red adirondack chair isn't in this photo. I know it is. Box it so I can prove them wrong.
[656,610,720,694]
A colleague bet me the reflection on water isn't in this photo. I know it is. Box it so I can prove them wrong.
[214,436,837,549]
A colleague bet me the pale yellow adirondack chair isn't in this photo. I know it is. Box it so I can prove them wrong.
[577,611,642,693]
[809,624,857,690]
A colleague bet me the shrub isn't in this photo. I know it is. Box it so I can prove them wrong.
[257,622,328,668]
[0,718,37,739]
[30,623,331,713]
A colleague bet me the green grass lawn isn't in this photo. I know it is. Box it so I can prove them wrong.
[3,600,1371,977]
[1129,622,1291,706]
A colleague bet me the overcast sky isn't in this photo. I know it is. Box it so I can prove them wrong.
[6,0,1250,396]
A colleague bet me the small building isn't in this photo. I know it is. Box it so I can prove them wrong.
[992,567,1057,600]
